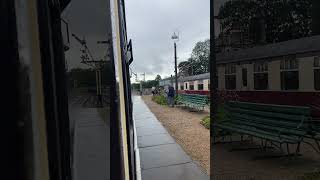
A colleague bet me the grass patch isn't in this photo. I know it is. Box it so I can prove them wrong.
[152,95,168,105]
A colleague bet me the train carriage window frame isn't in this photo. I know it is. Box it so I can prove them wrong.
[197,80,204,90]
[254,61,269,90]
[225,64,236,90]
[314,56,320,90]
[242,68,248,87]
[280,56,299,90]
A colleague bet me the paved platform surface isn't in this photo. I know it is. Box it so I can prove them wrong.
[133,96,209,180]
[69,106,110,180]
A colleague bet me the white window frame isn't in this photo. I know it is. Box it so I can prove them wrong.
[280,56,299,71]
[253,61,269,90]
[280,56,299,90]
[314,56,320,90]
[225,64,236,90]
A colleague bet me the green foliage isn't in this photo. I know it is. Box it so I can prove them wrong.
[152,95,167,105]
[131,76,160,90]
[142,80,158,88]
[131,83,141,90]
[200,116,210,129]
[178,61,192,76]
[298,171,320,180]
[68,68,96,87]
[191,39,210,74]
[200,105,227,130]
[218,0,312,43]
[178,39,210,76]
[155,75,162,82]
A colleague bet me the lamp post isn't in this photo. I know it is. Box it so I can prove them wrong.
[171,32,179,97]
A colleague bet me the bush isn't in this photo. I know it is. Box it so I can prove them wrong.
[200,105,228,131]
[152,95,167,105]
[200,116,210,129]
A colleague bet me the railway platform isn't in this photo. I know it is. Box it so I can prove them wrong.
[69,105,110,180]
[133,96,209,180]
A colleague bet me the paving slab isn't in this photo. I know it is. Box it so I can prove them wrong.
[133,96,209,179]
[135,120,161,128]
[70,107,110,180]
[136,125,168,137]
[139,143,191,170]
[138,133,175,148]
[142,162,209,180]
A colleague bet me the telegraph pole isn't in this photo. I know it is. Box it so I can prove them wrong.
[171,32,179,96]
[72,33,109,107]
[174,42,178,95]
[140,73,145,95]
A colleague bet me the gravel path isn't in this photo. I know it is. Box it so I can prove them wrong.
[142,95,210,175]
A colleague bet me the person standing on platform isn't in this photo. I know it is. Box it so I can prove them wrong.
[167,85,175,107]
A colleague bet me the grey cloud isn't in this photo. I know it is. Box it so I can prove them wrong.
[61,0,209,81]
[125,0,209,80]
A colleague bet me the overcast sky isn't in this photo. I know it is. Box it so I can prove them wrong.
[61,0,229,82]
[125,0,210,81]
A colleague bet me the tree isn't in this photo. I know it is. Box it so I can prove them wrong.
[191,39,210,74]
[178,61,192,76]
[218,0,312,44]
[155,75,161,81]
[68,68,96,87]
[177,39,210,76]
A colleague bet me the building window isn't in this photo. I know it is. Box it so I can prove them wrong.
[314,56,320,90]
[185,83,188,90]
[225,64,236,90]
[254,61,268,90]
[180,85,184,90]
[208,83,210,90]
[280,57,299,90]
[197,80,204,90]
[189,85,194,90]
[242,68,247,87]
[198,84,204,90]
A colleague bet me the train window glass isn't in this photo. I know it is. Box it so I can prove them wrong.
[198,84,204,90]
[225,75,236,90]
[280,58,299,90]
[225,64,236,90]
[242,68,247,87]
[189,85,194,90]
[315,57,320,90]
[281,71,299,90]
[254,62,268,90]
[254,73,269,90]
[315,70,320,90]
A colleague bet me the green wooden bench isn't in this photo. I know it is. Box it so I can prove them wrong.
[177,94,208,110]
[304,119,320,152]
[213,101,312,155]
